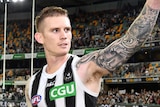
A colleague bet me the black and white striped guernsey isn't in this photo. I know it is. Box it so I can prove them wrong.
[27,55,98,107]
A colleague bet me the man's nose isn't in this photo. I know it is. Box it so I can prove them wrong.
[60,30,67,39]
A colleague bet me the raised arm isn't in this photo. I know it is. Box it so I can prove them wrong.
[77,0,160,73]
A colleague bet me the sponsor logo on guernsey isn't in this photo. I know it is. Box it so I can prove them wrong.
[31,95,42,106]
[64,72,73,82]
[46,80,56,87]
[49,82,76,100]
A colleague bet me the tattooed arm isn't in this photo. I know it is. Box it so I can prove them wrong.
[77,2,160,73]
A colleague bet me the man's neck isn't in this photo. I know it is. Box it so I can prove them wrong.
[46,54,69,74]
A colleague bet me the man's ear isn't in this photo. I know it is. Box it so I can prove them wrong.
[35,32,44,44]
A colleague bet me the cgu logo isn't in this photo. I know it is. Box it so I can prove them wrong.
[49,82,76,101]
[31,95,42,106]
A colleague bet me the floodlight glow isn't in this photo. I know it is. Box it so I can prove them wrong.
[0,0,25,3]
[12,0,24,2]
[12,0,18,2]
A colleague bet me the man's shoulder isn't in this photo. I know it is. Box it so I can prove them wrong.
[70,54,81,63]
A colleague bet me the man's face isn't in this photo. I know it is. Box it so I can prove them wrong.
[37,16,72,57]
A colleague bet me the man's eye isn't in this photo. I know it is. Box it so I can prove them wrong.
[64,28,71,32]
[53,29,58,33]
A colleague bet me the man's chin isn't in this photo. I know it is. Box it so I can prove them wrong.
[58,51,69,56]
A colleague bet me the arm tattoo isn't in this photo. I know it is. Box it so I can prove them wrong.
[76,4,159,72]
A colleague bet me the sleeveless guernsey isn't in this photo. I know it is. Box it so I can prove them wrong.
[27,55,99,107]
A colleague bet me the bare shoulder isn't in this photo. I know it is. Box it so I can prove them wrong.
[75,51,108,93]
[75,50,109,77]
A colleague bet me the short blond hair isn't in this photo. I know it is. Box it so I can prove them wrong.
[35,6,68,32]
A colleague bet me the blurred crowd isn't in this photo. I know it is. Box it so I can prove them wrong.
[107,61,160,78]
[0,86,25,101]
[97,88,160,106]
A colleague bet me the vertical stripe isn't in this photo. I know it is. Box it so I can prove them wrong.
[85,92,97,107]
[45,76,56,107]
[31,69,43,107]
[76,86,85,107]
[55,68,65,107]
[63,56,76,107]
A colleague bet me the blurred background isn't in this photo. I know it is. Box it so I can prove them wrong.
[0,0,160,107]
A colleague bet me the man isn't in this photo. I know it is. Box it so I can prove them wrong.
[25,0,160,107]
